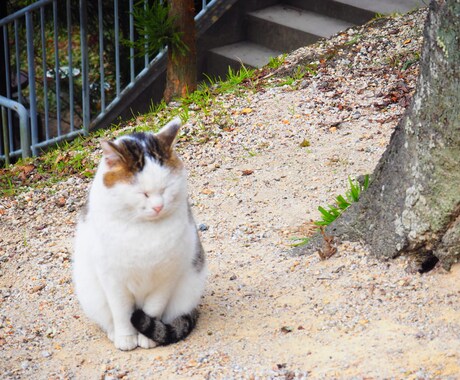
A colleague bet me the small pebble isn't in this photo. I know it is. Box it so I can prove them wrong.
[198,223,209,231]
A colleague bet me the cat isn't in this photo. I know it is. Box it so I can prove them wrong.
[73,118,207,351]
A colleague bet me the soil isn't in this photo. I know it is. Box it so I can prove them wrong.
[1,8,459,380]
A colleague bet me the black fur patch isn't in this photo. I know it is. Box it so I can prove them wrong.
[114,133,168,175]
[131,309,199,346]
[116,138,145,173]
[131,132,167,166]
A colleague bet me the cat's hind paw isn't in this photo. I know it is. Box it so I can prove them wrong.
[138,334,158,349]
[114,334,138,351]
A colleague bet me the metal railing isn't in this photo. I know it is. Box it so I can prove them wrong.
[0,95,30,165]
[0,0,217,163]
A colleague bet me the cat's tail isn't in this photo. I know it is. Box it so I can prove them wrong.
[130,309,198,346]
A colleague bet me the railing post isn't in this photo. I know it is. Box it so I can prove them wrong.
[25,10,38,156]
[52,1,62,136]
[1,106,10,165]
[79,0,90,134]
[0,96,31,159]
[114,0,120,97]
[40,7,50,140]
[66,0,75,132]
[3,25,13,154]
[98,0,106,112]
[129,0,136,84]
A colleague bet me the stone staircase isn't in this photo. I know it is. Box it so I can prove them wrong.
[92,0,426,131]
[206,0,425,79]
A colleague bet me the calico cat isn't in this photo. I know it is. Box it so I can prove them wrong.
[73,118,207,351]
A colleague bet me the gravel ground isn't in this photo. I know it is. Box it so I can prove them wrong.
[1,8,460,379]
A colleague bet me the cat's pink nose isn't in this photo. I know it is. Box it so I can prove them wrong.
[153,205,163,214]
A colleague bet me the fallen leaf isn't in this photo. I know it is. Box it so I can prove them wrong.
[299,139,310,147]
[241,169,254,176]
[55,197,66,207]
[20,164,35,175]
[187,359,198,368]
[201,188,215,195]
[280,326,293,334]
[241,108,253,114]
[54,154,66,165]
[403,38,412,44]
[318,226,337,260]
[30,284,46,294]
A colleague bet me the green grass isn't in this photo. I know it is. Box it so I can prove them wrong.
[290,175,370,247]
[290,236,311,247]
[266,54,288,69]
[278,63,318,87]
[344,34,363,46]
[0,63,267,197]
[315,175,370,227]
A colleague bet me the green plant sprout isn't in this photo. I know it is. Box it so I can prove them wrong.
[127,0,188,59]
[315,175,370,226]
[290,175,370,248]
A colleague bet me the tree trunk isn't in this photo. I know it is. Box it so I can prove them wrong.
[299,0,460,271]
[164,0,197,102]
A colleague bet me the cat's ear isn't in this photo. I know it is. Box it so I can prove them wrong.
[101,140,125,168]
[156,117,181,150]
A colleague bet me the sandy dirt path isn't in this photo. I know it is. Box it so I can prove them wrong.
[1,8,459,380]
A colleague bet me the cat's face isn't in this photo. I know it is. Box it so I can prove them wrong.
[98,119,186,221]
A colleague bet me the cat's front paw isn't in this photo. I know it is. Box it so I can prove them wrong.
[138,334,158,349]
[114,334,138,351]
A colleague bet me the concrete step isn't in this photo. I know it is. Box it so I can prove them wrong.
[284,0,425,25]
[204,0,426,81]
[247,4,354,52]
[207,41,282,79]
[336,0,425,15]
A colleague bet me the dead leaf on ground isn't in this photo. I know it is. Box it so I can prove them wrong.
[29,284,46,294]
[17,164,35,182]
[55,197,66,207]
[201,188,215,196]
[280,326,293,334]
[318,226,337,260]
[290,220,319,237]
[299,139,310,147]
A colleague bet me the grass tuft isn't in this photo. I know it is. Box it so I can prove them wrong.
[291,175,370,248]
[314,175,370,227]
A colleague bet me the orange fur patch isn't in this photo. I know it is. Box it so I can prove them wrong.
[103,164,134,188]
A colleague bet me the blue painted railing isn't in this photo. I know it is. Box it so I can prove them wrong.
[0,0,217,163]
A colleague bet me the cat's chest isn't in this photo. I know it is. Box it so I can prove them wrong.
[97,217,192,270]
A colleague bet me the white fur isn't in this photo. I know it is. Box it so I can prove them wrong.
[73,139,207,351]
